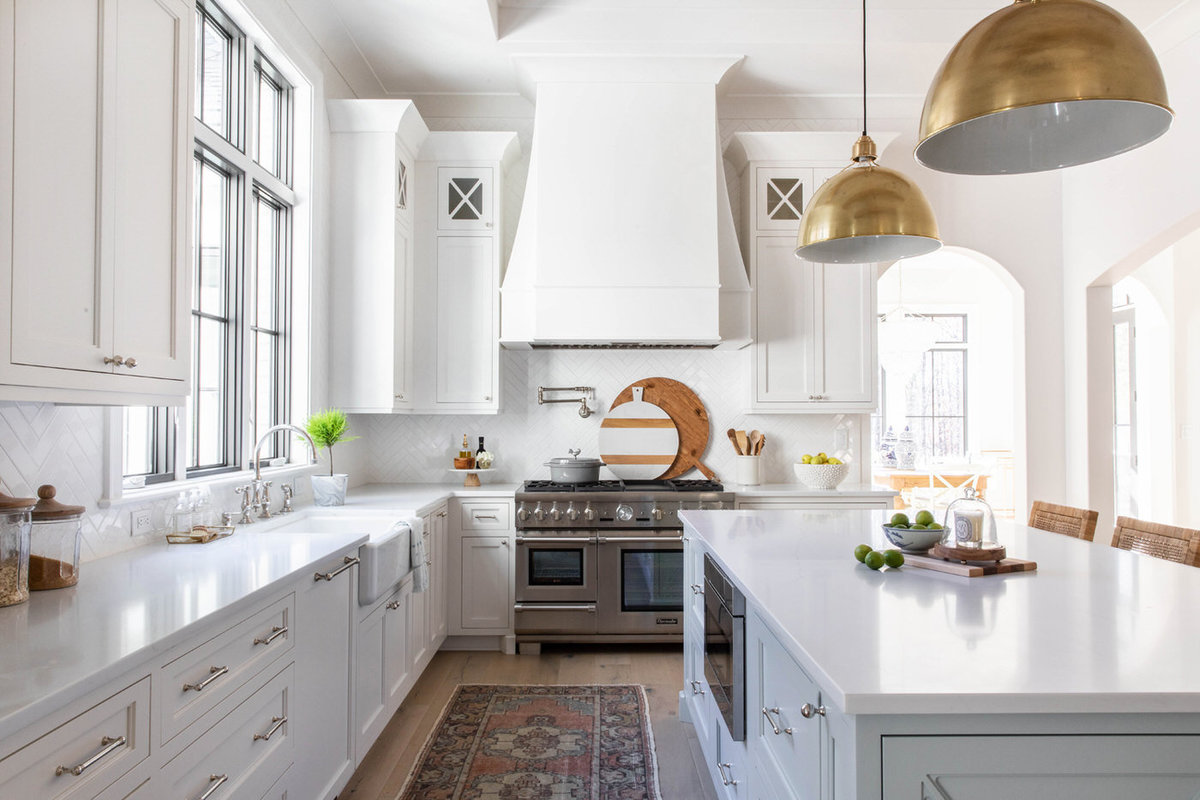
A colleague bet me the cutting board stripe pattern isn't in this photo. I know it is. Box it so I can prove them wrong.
[599,454,676,465]
[599,418,676,429]
[610,378,716,481]
[599,386,680,481]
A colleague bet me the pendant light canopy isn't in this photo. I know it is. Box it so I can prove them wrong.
[916,0,1173,175]
[796,0,941,264]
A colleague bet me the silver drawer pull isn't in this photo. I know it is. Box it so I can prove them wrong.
[196,773,229,800]
[761,706,793,735]
[183,665,228,692]
[253,715,287,742]
[800,702,826,719]
[474,514,498,520]
[515,536,597,544]
[253,625,287,646]
[716,762,738,786]
[690,679,705,696]
[55,735,126,776]
[598,535,684,544]
[314,555,359,582]
[690,584,703,595]
[387,600,401,610]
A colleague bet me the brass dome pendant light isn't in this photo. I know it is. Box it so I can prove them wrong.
[916,0,1173,175]
[795,0,941,264]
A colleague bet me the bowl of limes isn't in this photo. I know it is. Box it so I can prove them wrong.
[793,452,850,490]
[881,509,945,553]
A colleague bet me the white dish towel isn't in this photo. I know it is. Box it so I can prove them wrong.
[408,514,429,593]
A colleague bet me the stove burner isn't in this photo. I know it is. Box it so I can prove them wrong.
[520,478,724,493]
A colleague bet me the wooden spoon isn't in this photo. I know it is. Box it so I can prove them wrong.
[748,430,763,456]
[757,434,766,455]
[727,428,742,455]
[735,429,750,457]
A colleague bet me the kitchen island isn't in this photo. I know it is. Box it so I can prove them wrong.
[679,508,1200,799]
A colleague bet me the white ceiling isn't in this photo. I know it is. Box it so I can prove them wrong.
[286,0,1189,118]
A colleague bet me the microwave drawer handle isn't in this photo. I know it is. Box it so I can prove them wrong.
[597,535,684,544]
[515,536,597,544]
[514,603,596,613]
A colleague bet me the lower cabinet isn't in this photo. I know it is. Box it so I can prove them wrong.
[459,536,512,630]
[354,580,412,760]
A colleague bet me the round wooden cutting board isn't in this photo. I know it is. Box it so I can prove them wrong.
[599,386,680,480]
[610,378,716,481]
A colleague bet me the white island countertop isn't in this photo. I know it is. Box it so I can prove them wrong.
[681,508,1200,716]
[0,528,367,737]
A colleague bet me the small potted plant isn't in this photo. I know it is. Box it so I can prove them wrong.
[304,408,359,506]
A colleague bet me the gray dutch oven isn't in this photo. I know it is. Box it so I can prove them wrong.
[544,449,603,483]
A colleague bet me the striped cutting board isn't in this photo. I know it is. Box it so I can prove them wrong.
[599,387,680,481]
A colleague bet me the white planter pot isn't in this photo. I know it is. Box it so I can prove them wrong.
[311,474,349,506]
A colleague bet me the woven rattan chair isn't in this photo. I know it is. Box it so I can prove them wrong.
[1027,501,1099,542]
[1111,516,1200,567]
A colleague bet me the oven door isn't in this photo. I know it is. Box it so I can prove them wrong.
[515,534,597,604]
[596,532,685,635]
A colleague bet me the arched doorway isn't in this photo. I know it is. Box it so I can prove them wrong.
[874,247,1027,517]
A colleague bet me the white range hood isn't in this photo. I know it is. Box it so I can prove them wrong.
[500,55,751,349]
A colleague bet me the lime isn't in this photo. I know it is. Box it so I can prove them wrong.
[914,510,935,526]
[853,544,873,563]
[890,523,909,529]
[926,522,943,531]
[890,512,910,526]
[910,523,928,530]
[863,550,885,570]
[882,549,905,568]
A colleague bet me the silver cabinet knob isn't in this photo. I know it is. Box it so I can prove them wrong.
[799,702,826,719]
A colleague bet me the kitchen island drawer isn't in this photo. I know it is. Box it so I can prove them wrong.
[459,500,511,531]
[158,594,294,745]
[161,664,294,800]
[0,676,150,800]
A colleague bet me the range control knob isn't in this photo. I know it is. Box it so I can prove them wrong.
[533,502,545,522]
[516,503,530,522]
[566,502,579,521]
[615,504,635,522]
[549,502,562,521]
[583,502,596,522]
[651,506,664,521]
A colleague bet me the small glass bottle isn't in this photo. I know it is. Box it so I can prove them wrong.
[170,492,193,536]
[0,488,36,607]
[29,484,84,590]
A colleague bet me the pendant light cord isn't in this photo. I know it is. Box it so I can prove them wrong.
[862,0,867,137]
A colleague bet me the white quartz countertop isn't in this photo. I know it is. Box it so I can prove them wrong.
[340,482,519,514]
[681,508,1200,716]
[0,528,367,737]
[727,483,897,498]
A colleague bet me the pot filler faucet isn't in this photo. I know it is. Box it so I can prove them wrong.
[237,424,319,523]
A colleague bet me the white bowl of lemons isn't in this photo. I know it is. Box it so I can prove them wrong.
[793,453,850,490]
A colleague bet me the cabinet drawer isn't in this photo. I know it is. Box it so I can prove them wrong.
[158,594,294,745]
[162,664,294,800]
[752,616,822,800]
[459,501,510,531]
[0,676,150,800]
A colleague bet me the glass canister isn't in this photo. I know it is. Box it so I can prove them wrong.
[29,485,85,591]
[0,488,37,607]
[942,487,999,549]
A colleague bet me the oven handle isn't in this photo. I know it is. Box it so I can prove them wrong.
[514,604,597,613]
[515,536,598,544]
[596,535,684,544]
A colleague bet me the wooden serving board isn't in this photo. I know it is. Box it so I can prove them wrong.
[905,553,1038,577]
[610,378,716,481]
[599,387,680,480]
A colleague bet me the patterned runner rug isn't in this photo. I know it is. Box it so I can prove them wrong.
[397,684,662,800]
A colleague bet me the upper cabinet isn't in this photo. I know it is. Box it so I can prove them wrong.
[0,0,192,404]
[726,133,882,413]
[328,103,517,415]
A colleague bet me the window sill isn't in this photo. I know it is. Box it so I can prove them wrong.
[98,462,323,509]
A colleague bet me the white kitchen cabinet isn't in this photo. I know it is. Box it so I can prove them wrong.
[459,536,512,631]
[291,551,358,800]
[327,100,428,413]
[0,0,191,404]
[354,580,411,762]
[434,236,496,407]
[437,166,494,231]
[409,503,448,673]
[725,133,879,414]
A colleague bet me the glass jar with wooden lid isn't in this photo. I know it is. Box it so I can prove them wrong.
[0,488,36,606]
[29,484,84,590]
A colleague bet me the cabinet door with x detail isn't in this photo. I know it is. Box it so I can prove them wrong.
[437,167,494,231]
[754,167,816,233]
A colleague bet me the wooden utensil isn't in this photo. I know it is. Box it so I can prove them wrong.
[611,378,718,480]
[748,430,763,456]
[727,428,741,455]
[735,430,750,457]
[757,434,766,455]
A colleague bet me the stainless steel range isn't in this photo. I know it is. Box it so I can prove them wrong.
[514,479,732,643]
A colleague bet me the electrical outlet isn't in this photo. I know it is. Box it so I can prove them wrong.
[131,509,153,536]
[834,427,850,453]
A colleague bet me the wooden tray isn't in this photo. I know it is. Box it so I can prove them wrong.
[610,377,716,481]
[905,552,1037,577]
[166,526,235,545]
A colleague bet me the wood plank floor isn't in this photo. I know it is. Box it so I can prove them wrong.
[338,645,719,800]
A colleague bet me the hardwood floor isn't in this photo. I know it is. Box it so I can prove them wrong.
[338,645,718,800]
